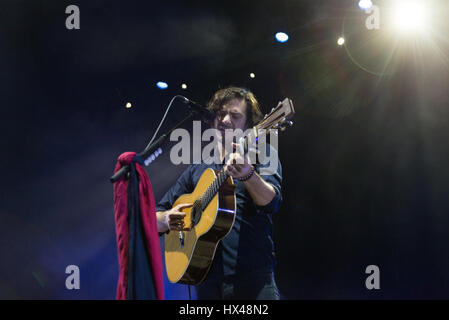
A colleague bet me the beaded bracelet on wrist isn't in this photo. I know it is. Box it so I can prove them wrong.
[236,165,255,182]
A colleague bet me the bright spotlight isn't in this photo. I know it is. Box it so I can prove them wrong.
[249,72,255,79]
[337,37,345,46]
[156,81,168,90]
[358,0,373,11]
[392,0,430,34]
[125,102,132,109]
[181,83,187,90]
[275,32,289,43]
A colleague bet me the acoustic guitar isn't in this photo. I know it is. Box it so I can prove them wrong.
[164,98,295,285]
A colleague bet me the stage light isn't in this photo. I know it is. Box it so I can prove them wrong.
[392,0,430,34]
[358,0,373,11]
[275,32,289,43]
[156,81,168,90]
[249,73,255,78]
[181,83,187,90]
[337,37,345,46]
[125,102,132,109]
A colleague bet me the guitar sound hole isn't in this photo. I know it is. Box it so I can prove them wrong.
[190,200,203,227]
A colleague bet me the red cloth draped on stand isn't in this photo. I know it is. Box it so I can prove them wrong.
[113,152,164,300]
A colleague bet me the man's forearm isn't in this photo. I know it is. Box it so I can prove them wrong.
[242,172,276,206]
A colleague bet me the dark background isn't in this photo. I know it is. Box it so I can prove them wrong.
[1,0,448,299]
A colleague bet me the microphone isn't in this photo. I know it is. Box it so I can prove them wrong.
[180,96,216,122]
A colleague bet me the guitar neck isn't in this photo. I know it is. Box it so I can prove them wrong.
[200,130,256,210]
[200,168,228,211]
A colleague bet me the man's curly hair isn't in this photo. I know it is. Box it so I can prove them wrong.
[206,86,264,128]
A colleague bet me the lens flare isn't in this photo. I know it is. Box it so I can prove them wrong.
[392,0,430,34]
[358,0,373,11]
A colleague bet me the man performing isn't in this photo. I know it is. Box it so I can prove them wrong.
[156,86,282,300]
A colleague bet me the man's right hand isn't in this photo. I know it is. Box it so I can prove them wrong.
[157,203,193,233]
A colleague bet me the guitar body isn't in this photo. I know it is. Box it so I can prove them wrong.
[164,168,236,285]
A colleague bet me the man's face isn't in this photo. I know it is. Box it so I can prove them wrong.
[213,98,248,135]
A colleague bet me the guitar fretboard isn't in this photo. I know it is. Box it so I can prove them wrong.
[200,169,228,211]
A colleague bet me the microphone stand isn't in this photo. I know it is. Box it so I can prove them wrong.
[110,109,199,183]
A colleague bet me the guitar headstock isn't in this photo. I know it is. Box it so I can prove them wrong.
[255,98,295,132]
